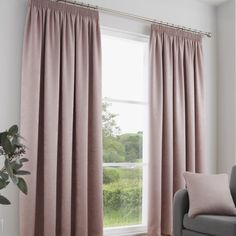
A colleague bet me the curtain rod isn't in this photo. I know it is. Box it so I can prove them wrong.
[54,0,212,38]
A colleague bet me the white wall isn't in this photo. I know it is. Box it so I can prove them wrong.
[0,0,217,235]
[0,0,27,235]
[217,0,236,174]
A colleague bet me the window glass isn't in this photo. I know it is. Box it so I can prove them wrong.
[102,33,148,229]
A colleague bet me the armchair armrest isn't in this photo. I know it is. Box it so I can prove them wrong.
[173,189,189,236]
[230,165,236,205]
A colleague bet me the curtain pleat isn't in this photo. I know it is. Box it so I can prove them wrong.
[20,1,103,235]
[148,25,205,236]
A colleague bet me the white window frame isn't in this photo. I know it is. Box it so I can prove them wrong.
[101,27,149,236]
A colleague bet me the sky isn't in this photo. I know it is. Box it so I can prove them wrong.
[101,34,148,134]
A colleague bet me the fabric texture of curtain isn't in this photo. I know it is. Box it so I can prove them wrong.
[20,0,103,235]
[148,25,205,236]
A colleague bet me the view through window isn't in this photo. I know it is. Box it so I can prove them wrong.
[102,32,148,229]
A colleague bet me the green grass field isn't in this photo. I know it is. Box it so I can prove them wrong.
[104,208,142,227]
[103,167,143,227]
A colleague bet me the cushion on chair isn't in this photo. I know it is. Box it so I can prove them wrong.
[183,214,236,236]
[183,172,236,217]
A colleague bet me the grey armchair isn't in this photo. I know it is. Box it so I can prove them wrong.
[173,166,236,236]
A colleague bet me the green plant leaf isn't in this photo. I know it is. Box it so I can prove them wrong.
[17,177,27,194]
[15,170,31,176]
[0,179,6,190]
[12,136,22,148]
[0,179,10,190]
[1,134,13,154]
[5,159,18,185]
[0,195,11,205]
[11,161,23,172]
[0,125,29,204]
[0,172,9,181]
[5,159,13,176]
[8,125,18,136]
[0,133,2,146]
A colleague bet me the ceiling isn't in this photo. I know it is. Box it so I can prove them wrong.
[198,0,230,6]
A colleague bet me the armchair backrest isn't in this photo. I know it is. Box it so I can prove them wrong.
[230,165,236,205]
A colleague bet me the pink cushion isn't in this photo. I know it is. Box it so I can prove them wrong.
[183,172,236,217]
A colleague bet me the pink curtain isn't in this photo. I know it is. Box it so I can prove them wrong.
[148,25,205,236]
[20,0,103,235]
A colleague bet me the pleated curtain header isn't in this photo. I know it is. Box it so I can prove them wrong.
[151,24,203,41]
[29,0,99,19]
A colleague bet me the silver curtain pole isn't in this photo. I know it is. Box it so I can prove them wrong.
[54,0,212,38]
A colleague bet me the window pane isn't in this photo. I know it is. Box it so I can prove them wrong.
[103,166,143,227]
[102,35,147,102]
[102,32,148,230]
[103,102,145,163]
[102,101,145,227]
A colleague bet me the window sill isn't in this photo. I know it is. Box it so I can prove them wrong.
[104,225,147,236]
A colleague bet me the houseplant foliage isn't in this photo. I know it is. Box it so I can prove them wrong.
[0,125,29,205]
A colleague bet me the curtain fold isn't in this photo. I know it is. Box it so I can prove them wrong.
[148,25,205,236]
[20,0,103,235]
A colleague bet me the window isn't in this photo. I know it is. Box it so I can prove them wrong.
[102,29,148,236]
